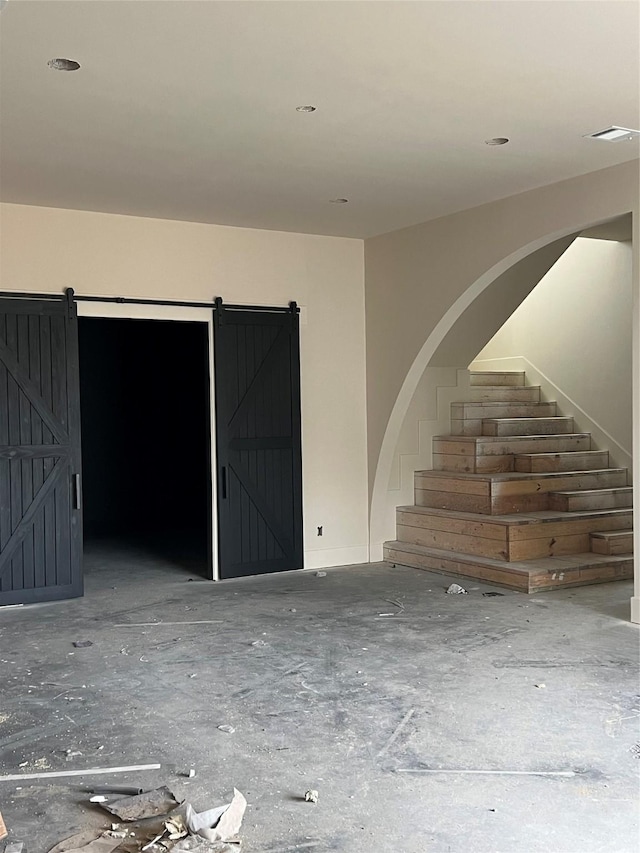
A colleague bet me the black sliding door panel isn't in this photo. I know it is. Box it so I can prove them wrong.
[0,296,83,605]
[214,303,303,579]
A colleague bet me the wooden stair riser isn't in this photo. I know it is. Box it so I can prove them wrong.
[433,452,514,474]
[415,469,627,497]
[550,487,632,512]
[433,437,595,475]
[469,371,525,387]
[415,470,628,515]
[514,450,609,473]
[468,386,541,402]
[451,402,557,436]
[396,507,633,562]
[590,530,634,556]
[397,523,508,560]
[432,434,592,474]
[415,489,547,514]
[482,417,574,436]
[384,541,633,593]
[433,434,591,456]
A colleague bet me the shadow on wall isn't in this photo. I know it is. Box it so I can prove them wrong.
[471,235,633,468]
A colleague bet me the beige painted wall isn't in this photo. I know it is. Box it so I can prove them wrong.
[473,237,633,463]
[365,160,639,565]
[0,202,369,570]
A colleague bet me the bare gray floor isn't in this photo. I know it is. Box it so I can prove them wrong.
[1,544,639,852]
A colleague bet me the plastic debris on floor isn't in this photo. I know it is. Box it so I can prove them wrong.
[47,787,246,852]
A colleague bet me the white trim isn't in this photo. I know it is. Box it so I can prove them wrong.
[77,301,219,580]
[303,544,369,570]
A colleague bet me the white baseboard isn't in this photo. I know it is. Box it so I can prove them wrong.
[631,597,640,625]
[304,544,369,570]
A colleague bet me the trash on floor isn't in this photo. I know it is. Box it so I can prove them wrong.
[72,640,94,648]
[482,592,505,597]
[217,725,235,735]
[172,838,240,852]
[445,583,468,595]
[0,809,7,840]
[100,787,180,821]
[50,786,247,852]
[185,789,247,842]
[304,789,319,804]
[180,768,196,779]
[314,572,327,578]
[48,830,124,853]
[66,749,84,760]
[91,786,144,796]
[4,843,26,853]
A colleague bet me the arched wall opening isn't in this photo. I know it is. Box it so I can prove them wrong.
[369,214,636,595]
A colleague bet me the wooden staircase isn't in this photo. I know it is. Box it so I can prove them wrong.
[384,371,634,593]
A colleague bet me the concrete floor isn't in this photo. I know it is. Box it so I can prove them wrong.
[1,544,639,852]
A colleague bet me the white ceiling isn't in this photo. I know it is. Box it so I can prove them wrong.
[1,0,638,238]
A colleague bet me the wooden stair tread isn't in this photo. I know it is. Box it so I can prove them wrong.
[551,487,631,497]
[468,386,535,391]
[415,468,625,483]
[396,504,632,527]
[433,433,590,442]
[590,529,633,540]
[385,539,632,572]
[483,415,569,420]
[516,450,604,459]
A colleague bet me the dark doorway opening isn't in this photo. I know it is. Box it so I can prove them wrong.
[78,317,212,577]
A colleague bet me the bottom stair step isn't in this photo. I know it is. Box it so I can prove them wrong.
[590,529,634,556]
[383,540,633,593]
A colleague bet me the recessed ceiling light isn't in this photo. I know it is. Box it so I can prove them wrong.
[584,126,640,142]
[329,198,348,204]
[296,105,316,113]
[485,137,509,146]
[48,58,81,71]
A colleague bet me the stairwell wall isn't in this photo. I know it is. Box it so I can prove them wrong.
[471,237,633,469]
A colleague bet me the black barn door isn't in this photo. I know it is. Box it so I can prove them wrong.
[0,296,83,605]
[214,301,303,579]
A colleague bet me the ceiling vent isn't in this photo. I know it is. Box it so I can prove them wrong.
[584,126,640,142]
